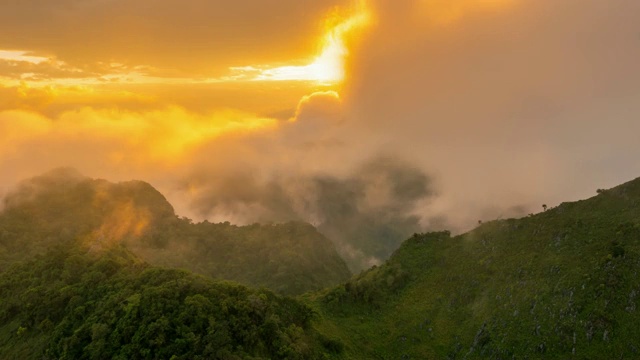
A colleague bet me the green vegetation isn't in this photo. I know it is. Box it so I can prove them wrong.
[311,177,640,359]
[0,244,335,359]
[143,220,351,295]
[3,169,640,359]
[0,168,350,295]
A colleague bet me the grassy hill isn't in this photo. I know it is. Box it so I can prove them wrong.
[311,177,640,359]
[0,168,351,295]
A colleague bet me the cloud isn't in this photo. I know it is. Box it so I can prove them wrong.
[0,0,351,77]
[292,91,342,123]
[0,105,277,196]
[0,57,98,82]
[2,0,640,272]
[154,90,439,271]
[340,0,640,228]
[0,110,51,147]
[181,155,434,271]
[0,85,435,272]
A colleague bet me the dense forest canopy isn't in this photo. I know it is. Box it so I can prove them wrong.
[0,245,338,359]
[2,170,640,359]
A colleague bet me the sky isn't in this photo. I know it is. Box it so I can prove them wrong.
[1,0,640,270]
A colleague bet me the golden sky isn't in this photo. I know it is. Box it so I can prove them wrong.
[2,0,640,264]
[0,0,373,151]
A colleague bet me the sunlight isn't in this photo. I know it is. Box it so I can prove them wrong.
[242,1,371,83]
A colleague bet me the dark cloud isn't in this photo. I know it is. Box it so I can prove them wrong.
[182,155,434,271]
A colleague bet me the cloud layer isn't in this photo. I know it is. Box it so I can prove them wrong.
[2,0,640,271]
[0,0,350,77]
[343,0,640,224]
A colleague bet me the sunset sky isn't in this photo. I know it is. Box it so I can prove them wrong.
[2,0,640,265]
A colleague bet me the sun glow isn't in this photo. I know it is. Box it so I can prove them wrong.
[238,2,371,83]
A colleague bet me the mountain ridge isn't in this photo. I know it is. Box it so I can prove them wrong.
[0,168,351,295]
[2,171,640,358]
[310,175,640,358]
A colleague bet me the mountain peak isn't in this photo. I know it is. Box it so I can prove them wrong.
[0,170,350,294]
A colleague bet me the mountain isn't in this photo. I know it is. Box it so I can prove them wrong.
[311,177,640,358]
[0,168,351,295]
[3,170,640,359]
[0,244,338,359]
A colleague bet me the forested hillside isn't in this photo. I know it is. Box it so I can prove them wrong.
[312,177,640,359]
[0,168,350,295]
[3,170,640,359]
[0,245,338,359]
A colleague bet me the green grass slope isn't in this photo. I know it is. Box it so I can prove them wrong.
[0,168,351,295]
[312,177,640,359]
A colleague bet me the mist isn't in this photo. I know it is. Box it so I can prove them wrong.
[2,0,640,271]
[342,0,640,226]
[182,155,434,270]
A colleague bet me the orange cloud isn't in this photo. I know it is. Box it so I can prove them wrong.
[0,110,51,152]
[291,91,342,122]
[0,0,352,78]
[0,105,277,173]
[2,0,639,267]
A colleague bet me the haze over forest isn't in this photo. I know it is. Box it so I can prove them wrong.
[1,1,640,267]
